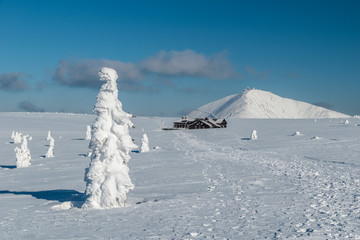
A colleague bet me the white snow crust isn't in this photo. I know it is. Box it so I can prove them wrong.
[0,112,360,239]
[188,89,350,119]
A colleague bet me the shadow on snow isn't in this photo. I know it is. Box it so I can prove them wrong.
[0,165,16,169]
[0,189,83,202]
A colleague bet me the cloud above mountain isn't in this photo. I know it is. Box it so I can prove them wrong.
[52,50,240,91]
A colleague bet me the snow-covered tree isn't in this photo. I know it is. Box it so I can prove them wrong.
[140,133,150,153]
[11,131,15,139]
[13,131,22,143]
[250,130,257,140]
[46,131,52,140]
[45,136,55,158]
[15,136,31,168]
[85,125,91,140]
[83,67,137,209]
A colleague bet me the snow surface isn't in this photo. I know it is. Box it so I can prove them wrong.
[1,112,360,239]
[188,89,350,119]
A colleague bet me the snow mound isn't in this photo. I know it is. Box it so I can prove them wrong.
[188,89,350,119]
[51,201,73,210]
[292,131,302,136]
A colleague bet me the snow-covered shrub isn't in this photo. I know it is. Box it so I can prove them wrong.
[140,133,150,153]
[83,67,137,209]
[343,119,349,125]
[250,130,257,140]
[46,131,52,140]
[11,131,15,139]
[85,125,91,140]
[15,136,31,168]
[45,136,55,158]
[13,132,22,143]
[311,136,320,140]
[292,131,301,136]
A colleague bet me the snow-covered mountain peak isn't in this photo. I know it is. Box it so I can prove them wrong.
[188,89,350,119]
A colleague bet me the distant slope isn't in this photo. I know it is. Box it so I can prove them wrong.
[188,89,350,119]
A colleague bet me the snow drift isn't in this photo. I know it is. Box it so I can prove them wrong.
[188,89,350,119]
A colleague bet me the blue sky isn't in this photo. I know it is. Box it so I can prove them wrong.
[0,0,359,116]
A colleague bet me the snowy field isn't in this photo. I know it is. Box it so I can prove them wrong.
[1,112,360,239]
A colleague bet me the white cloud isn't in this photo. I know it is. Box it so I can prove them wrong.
[53,50,240,91]
[141,50,239,79]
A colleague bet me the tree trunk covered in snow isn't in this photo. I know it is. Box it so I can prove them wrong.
[83,67,137,209]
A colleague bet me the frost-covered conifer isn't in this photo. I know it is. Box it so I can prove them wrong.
[45,136,55,158]
[85,125,91,140]
[140,133,150,153]
[15,136,31,168]
[46,131,52,140]
[250,130,257,140]
[13,132,22,144]
[83,67,137,209]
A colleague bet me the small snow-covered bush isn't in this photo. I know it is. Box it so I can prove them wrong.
[292,131,301,136]
[85,125,91,140]
[13,132,22,143]
[250,130,257,140]
[140,133,150,153]
[45,136,55,158]
[83,67,137,209]
[15,136,31,168]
